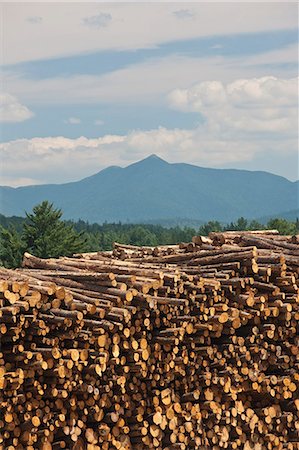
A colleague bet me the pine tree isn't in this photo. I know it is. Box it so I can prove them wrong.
[0,226,24,268]
[267,218,297,235]
[22,201,87,258]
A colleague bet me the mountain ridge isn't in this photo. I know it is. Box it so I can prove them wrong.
[0,155,298,223]
[80,154,298,185]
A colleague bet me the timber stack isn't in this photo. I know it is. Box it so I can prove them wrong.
[0,230,298,450]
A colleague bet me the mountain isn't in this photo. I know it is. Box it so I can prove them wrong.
[257,209,299,224]
[0,155,298,223]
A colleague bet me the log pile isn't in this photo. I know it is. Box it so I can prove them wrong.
[0,230,298,450]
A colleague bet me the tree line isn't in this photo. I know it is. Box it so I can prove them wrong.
[1,200,298,268]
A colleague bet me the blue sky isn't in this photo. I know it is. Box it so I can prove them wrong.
[0,2,298,186]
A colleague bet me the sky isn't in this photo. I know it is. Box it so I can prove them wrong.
[0,2,298,186]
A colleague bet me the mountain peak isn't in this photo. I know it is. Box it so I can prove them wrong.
[134,154,168,166]
[147,153,164,161]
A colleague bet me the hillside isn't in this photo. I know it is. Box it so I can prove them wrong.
[0,155,298,223]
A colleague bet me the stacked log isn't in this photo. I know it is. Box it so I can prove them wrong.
[0,230,298,450]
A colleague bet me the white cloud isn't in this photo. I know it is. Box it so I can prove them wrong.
[1,74,297,186]
[1,122,297,187]
[173,9,195,20]
[0,93,34,122]
[0,177,43,188]
[0,135,126,185]
[127,128,193,153]
[168,76,298,135]
[94,119,104,126]
[26,16,43,24]
[4,41,297,108]
[211,44,223,50]
[82,13,112,29]
[2,3,297,65]
[65,117,81,124]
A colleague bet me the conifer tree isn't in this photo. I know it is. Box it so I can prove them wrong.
[22,201,87,258]
[0,226,24,268]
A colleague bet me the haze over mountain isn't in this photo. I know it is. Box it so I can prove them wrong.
[0,155,298,224]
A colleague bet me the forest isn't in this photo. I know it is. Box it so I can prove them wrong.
[0,200,298,268]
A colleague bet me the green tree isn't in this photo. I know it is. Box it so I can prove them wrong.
[267,218,297,235]
[0,226,24,268]
[228,217,248,231]
[198,221,223,236]
[248,220,263,230]
[22,201,87,258]
[128,226,158,247]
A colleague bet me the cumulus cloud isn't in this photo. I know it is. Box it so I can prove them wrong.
[1,75,297,186]
[127,128,193,153]
[65,117,81,124]
[126,127,263,166]
[0,93,34,122]
[5,43,297,108]
[0,135,126,185]
[82,13,112,29]
[168,76,298,135]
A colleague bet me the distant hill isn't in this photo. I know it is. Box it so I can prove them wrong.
[0,155,298,223]
[257,209,299,224]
